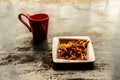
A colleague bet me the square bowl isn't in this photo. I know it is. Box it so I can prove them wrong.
[52,36,95,63]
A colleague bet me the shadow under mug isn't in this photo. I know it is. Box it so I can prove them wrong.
[18,12,49,43]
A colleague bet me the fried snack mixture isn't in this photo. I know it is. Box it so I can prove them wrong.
[58,40,89,60]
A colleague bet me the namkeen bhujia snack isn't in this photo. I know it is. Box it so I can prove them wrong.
[58,40,89,60]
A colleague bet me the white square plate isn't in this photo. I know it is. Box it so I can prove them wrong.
[52,36,95,63]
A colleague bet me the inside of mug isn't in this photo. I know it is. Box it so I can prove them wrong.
[30,14,48,21]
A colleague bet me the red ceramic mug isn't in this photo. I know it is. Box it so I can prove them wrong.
[18,12,49,42]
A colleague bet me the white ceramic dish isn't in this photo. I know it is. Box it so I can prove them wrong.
[52,36,95,63]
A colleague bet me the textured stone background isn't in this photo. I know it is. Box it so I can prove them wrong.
[0,0,120,80]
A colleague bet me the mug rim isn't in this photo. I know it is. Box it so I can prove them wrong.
[29,13,49,21]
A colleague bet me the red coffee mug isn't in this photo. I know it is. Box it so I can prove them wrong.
[18,12,49,42]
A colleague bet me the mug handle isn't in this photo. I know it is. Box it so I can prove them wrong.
[18,12,32,32]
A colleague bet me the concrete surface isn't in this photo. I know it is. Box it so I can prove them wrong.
[0,0,120,80]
